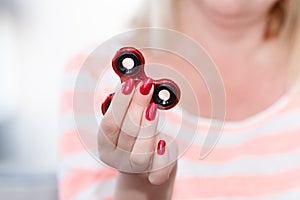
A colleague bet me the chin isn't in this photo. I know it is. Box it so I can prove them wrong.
[199,0,278,18]
[201,0,247,16]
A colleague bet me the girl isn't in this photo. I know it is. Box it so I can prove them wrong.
[59,0,300,199]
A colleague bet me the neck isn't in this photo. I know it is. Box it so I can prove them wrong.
[174,1,291,120]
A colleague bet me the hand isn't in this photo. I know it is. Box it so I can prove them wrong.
[98,78,178,185]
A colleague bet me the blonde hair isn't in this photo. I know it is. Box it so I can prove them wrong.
[131,0,300,83]
[283,0,300,84]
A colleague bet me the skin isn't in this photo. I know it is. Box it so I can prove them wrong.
[177,0,290,120]
[98,0,290,199]
[98,82,177,199]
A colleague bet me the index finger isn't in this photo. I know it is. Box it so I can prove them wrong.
[99,79,135,147]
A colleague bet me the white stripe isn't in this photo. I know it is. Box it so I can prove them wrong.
[73,178,116,200]
[248,108,300,134]
[59,109,300,157]
[190,109,300,147]
[59,146,300,183]
[177,187,300,200]
[59,112,76,134]
[61,65,118,91]
[69,170,300,200]
[59,113,99,134]
[61,72,78,91]
[177,149,300,177]
[158,112,182,136]
[59,113,98,148]
[218,109,300,147]
[58,152,108,180]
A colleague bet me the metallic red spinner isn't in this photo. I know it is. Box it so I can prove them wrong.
[101,47,181,115]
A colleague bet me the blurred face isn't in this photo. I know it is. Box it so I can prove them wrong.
[198,0,279,22]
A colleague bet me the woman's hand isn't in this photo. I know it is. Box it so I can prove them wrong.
[98,78,178,186]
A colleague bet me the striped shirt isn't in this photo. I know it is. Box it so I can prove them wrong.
[58,48,300,200]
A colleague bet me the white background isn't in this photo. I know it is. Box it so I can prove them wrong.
[0,0,145,172]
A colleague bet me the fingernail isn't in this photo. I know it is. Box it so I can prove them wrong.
[122,79,134,95]
[140,78,153,95]
[145,103,157,121]
[157,140,166,155]
[101,93,114,115]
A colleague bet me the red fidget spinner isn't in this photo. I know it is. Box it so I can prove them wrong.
[101,47,181,115]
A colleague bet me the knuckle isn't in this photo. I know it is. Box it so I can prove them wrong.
[97,134,113,150]
[116,141,133,152]
[100,116,118,133]
[121,126,139,137]
[131,95,148,111]
[133,98,148,108]
[121,118,140,137]
[127,109,142,124]
[130,154,151,169]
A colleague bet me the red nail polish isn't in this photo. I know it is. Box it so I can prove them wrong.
[122,79,134,95]
[157,140,166,155]
[140,78,153,95]
[145,103,157,121]
[101,93,114,115]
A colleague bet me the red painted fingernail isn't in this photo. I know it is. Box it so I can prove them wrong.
[145,103,157,121]
[101,93,114,115]
[140,78,153,95]
[157,140,166,155]
[122,79,134,95]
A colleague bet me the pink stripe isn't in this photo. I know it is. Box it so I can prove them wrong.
[165,110,182,125]
[278,90,300,114]
[61,90,112,116]
[59,168,117,200]
[59,130,86,157]
[63,51,107,82]
[64,53,88,73]
[60,91,73,113]
[101,197,113,200]
[59,128,98,157]
[173,167,300,198]
[73,91,98,114]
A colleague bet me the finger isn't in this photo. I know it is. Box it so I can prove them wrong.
[98,79,135,150]
[117,78,154,152]
[130,103,159,171]
[148,138,178,185]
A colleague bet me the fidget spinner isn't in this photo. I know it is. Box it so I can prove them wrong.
[101,47,181,115]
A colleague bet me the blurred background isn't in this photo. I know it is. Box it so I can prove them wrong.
[0,0,143,199]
